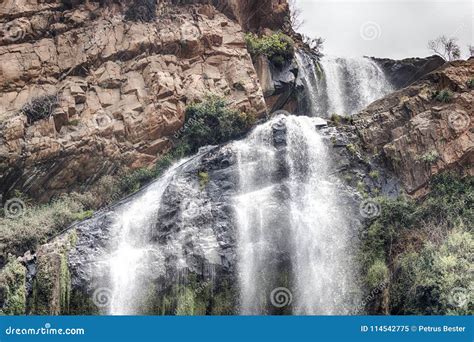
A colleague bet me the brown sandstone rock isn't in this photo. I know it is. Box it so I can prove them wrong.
[0,1,269,201]
[354,59,473,196]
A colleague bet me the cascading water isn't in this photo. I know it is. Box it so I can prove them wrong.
[95,48,390,316]
[108,165,182,315]
[234,115,359,315]
[96,154,224,316]
[296,51,393,117]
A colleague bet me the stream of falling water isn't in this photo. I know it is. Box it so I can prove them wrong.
[234,51,392,314]
[296,52,393,116]
[234,115,357,314]
[108,163,184,315]
[105,50,392,315]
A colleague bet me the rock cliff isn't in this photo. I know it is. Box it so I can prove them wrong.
[354,59,473,196]
[372,55,446,89]
[0,0,272,202]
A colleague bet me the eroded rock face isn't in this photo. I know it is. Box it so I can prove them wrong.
[354,59,473,196]
[65,145,240,314]
[372,55,446,89]
[0,0,267,201]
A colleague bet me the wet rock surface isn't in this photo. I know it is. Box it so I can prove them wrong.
[52,113,398,314]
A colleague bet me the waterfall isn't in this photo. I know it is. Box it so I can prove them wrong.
[108,169,173,315]
[296,52,393,117]
[94,49,380,316]
[234,114,359,315]
[107,162,186,315]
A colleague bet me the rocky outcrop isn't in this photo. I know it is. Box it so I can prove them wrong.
[354,59,473,196]
[0,0,270,202]
[254,55,299,113]
[372,55,446,89]
[13,111,401,315]
[211,0,289,32]
[63,145,239,314]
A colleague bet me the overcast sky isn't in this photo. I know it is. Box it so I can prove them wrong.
[294,0,473,59]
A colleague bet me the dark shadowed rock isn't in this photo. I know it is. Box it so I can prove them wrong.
[371,55,446,89]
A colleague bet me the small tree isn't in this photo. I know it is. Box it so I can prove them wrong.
[289,0,304,31]
[428,36,461,61]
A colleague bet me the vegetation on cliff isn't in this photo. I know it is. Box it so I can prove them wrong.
[0,194,87,258]
[0,95,253,260]
[360,172,473,315]
[180,95,256,153]
[0,257,26,315]
[245,32,295,67]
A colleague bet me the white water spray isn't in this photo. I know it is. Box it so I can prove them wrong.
[296,52,393,116]
[234,115,358,314]
[108,166,181,315]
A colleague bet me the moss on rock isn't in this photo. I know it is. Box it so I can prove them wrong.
[0,258,27,315]
[30,230,76,315]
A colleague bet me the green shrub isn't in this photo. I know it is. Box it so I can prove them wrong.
[434,88,453,103]
[0,195,86,257]
[181,94,255,154]
[330,113,351,125]
[346,143,358,155]
[467,79,474,89]
[392,230,473,315]
[419,150,439,164]
[66,119,80,126]
[70,175,120,210]
[198,171,209,190]
[73,210,94,221]
[245,32,295,68]
[118,168,156,194]
[359,172,473,315]
[366,259,389,288]
[369,170,380,179]
[0,258,26,315]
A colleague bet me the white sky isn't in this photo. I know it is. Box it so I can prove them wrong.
[295,0,473,59]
